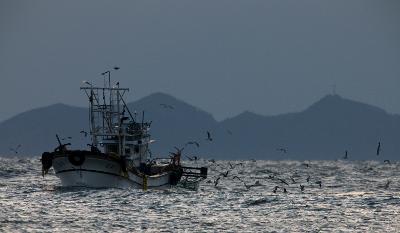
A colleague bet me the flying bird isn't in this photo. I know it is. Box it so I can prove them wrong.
[228,162,243,169]
[82,80,92,86]
[80,130,88,137]
[206,131,213,141]
[9,144,22,154]
[160,103,174,110]
[219,170,230,178]
[300,184,305,192]
[343,150,348,159]
[185,155,198,161]
[267,175,275,180]
[278,178,289,186]
[214,177,221,187]
[384,180,391,189]
[185,141,200,148]
[233,176,261,190]
[276,148,288,154]
[376,142,381,156]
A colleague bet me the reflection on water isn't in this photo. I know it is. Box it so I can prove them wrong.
[1,157,400,232]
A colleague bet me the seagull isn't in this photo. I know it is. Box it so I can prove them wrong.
[206,131,213,141]
[300,184,305,192]
[384,180,391,189]
[306,175,311,183]
[267,175,275,180]
[243,181,262,190]
[80,130,88,137]
[273,186,279,193]
[384,160,391,164]
[315,180,322,188]
[276,148,288,154]
[9,144,22,154]
[278,178,289,186]
[376,142,381,156]
[82,80,92,86]
[185,141,200,148]
[214,177,221,187]
[228,162,243,169]
[343,150,348,159]
[233,176,261,190]
[160,103,174,110]
[233,176,242,181]
[219,170,230,178]
[185,155,198,161]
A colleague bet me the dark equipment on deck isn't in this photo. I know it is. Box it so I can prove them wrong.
[181,166,208,179]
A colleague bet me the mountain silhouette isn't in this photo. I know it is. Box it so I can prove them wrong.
[0,93,399,160]
[220,94,400,160]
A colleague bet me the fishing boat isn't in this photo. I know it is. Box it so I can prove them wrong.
[41,73,207,189]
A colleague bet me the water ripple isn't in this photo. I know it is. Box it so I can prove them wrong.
[1,157,400,232]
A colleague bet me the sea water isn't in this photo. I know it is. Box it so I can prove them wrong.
[1,157,400,232]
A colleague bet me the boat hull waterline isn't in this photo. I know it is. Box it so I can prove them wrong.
[52,154,176,189]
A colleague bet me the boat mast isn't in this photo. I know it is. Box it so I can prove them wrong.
[89,88,97,146]
[81,68,129,153]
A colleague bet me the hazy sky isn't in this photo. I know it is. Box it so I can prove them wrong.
[1,0,399,121]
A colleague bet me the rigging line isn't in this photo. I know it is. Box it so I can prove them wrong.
[118,92,135,122]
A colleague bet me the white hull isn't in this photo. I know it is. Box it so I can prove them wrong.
[52,155,173,189]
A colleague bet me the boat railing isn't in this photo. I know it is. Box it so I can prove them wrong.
[181,166,208,179]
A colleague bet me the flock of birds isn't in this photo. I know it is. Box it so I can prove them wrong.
[7,101,396,193]
[201,160,326,194]
[202,140,392,193]
[167,112,393,194]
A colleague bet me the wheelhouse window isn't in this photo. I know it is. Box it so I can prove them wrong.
[106,144,118,153]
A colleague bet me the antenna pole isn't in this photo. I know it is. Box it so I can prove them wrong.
[108,71,111,89]
[333,84,337,95]
[142,111,145,127]
[56,134,62,147]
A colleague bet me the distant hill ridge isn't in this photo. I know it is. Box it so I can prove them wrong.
[1,93,399,160]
